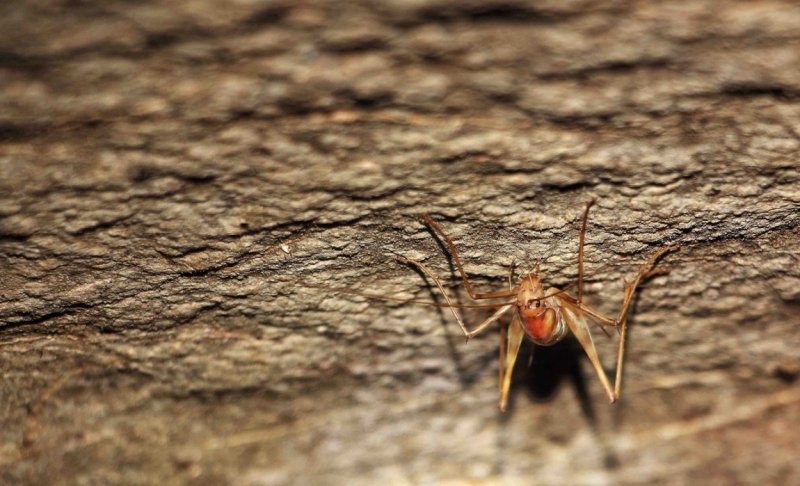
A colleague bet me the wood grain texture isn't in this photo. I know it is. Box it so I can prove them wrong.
[1,1,799,484]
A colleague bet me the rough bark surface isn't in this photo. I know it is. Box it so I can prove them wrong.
[1,1,799,485]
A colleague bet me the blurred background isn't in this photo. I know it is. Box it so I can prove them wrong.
[1,1,799,485]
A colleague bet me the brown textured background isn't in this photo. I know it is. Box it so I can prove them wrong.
[1,1,799,485]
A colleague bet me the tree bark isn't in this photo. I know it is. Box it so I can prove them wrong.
[1,1,799,485]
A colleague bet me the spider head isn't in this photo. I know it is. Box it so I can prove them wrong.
[517,274,546,319]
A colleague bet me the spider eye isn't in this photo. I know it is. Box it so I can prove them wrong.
[526,299,541,309]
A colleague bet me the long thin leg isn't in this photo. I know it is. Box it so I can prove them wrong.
[506,259,516,289]
[614,279,635,398]
[498,260,522,410]
[614,246,678,326]
[499,311,525,411]
[499,320,506,399]
[397,255,515,341]
[577,199,595,305]
[560,245,679,402]
[562,245,679,328]
[468,304,515,340]
[611,263,673,397]
[418,215,517,301]
[559,302,617,403]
